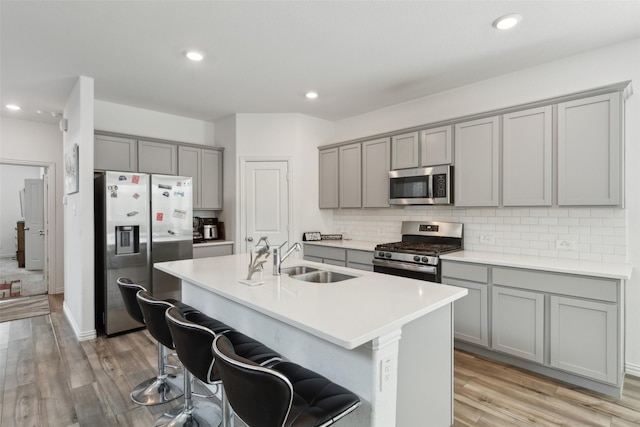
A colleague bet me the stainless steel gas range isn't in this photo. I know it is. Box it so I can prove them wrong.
[373,221,463,283]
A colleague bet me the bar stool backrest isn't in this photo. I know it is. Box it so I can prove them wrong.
[165,306,219,384]
[116,277,146,325]
[136,290,176,349]
[213,335,293,427]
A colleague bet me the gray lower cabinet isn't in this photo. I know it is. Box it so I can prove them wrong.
[303,244,373,271]
[442,261,489,347]
[550,295,618,383]
[94,135,137,172]
[193,243,233,258]
[138,140,178,175]
[491,286,544,363]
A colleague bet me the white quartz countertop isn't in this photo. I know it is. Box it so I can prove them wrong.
[193,240,234,248]
[155,254,467,349]
[441,251,632,280]
[302,240,377,252]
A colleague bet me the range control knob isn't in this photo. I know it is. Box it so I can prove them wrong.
[413,255,421,262]
[385,252,392,259]
[422,256,429,263]
[378,251,385,258]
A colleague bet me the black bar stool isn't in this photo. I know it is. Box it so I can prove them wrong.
[162,306,283,427]
[117,278,184,406]
[213,334,361,427]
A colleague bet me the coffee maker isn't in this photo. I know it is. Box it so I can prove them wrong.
[200,217,219,240]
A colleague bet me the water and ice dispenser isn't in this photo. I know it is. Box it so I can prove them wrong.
[115,225,140,255]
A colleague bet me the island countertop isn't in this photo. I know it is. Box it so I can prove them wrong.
[155,253,467,350]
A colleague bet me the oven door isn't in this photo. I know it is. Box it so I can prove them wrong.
[372,259,440,282]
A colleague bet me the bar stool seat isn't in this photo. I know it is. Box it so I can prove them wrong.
[117,278,189,406]
[213,334,361,427]
[160,306,283,427]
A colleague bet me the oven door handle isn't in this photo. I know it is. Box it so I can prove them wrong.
[372,259,437,274]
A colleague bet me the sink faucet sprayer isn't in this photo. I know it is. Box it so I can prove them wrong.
[273,241,302,275]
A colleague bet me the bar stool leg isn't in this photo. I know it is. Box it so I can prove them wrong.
[222,387,234,427]
[154,370,223,427]
[131,343,184,405]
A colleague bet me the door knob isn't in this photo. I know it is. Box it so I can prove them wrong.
[24,227,30,230]
[247,237,254,242]
[39,230,45,236]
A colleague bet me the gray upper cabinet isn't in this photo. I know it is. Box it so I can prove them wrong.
[138,140,178,175]
[339,143,362,208]
[201,149,223,209]
[502,106,552,206]
[558,92,622,206]
[391,132,419,170]
[319,148,339,209]
[178,146,223,209]
[94,135,137,172]
[454,116,500,207]
[420,125,453,166]
[362,137,390,208]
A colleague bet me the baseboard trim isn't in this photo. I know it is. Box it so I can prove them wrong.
[62,301,97,341]
[626,362,640,378]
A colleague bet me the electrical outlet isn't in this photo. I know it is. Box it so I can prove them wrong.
[376,228,385,237]
[480,235,495,245]
[556,239,576,250]
[380,357,393,391]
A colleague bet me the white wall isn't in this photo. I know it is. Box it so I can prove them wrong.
[332,38,640,374]
[94,100,215,146]
[62,76,96,340]
[0,165,41,258]
[225,113,334,251]
[0,117,64,293]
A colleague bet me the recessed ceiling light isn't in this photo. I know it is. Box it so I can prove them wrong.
[6,104,21,111]
[305,91,318,99]
[492,13,523,30]
[185,51,204,61]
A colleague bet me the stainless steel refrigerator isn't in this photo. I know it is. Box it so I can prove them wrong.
[149,174,193,301]
[95,172,193,336]
[95,171,150,336]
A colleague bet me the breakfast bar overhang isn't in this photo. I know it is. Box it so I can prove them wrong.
[156,254,467,426]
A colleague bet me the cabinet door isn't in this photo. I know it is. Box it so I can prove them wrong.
[420,126,452,166]
[550,296,618,384]
[362,138,390,208]
[138,140,178,175]
[391,132,419,170]
[201,149,223,209]
[339,143,362,208]
[558,92,621,206]
[454,116,500,207]
[319,148,339,208]
[178,146,201,207]
[503,106,552,206]
[492,286,544,363]
[94,135,137,172]
[446,278,488,347]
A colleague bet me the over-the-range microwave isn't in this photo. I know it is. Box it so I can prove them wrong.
[389,164,453,205]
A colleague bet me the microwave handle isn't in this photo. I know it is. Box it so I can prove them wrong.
[428,173,434,199]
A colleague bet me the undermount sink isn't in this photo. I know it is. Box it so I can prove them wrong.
[280,266,319,276]
[290,270,356,283]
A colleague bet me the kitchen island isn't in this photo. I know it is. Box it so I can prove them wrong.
[155,253,467,426]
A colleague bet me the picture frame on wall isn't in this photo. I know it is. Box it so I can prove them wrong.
[65,143,79,194]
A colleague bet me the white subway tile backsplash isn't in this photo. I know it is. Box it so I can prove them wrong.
[331,206,627,262]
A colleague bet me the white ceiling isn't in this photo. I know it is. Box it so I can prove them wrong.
[2,1,640,125]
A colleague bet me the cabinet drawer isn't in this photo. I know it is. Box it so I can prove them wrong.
[493,267,617,302]
[347,249,373,265]
[303,245,346,261]
[441,262,488,283]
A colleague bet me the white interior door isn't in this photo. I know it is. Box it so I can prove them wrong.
[24,178,44,270]
[242,160,290,253]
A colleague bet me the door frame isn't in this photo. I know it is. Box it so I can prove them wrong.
[239,156,293,254]
[0,159,56,295]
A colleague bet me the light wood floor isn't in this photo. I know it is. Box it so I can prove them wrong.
[1,294,639,426]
